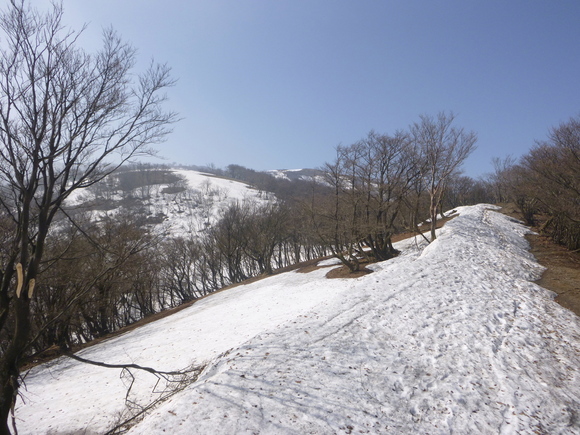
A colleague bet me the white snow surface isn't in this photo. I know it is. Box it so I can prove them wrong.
[16,205,580,434]
[66,169,272,237]
[268,169,303,180]
[173,169,265,203]
[160,170,272,235]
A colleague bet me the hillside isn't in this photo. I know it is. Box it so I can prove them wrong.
[15,205,580,434]
[267,168,326,183]
[65,167,275,236]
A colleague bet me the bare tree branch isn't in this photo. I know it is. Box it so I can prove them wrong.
[0,2,177,431]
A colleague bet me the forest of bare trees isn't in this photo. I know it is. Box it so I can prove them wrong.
[1,108,485,385]
[491,115,580,251]
[0,1,578,434]
[3,108,574,430]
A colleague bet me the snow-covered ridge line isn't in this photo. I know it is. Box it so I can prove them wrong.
[267,168,326,184]
[17,205,580,434]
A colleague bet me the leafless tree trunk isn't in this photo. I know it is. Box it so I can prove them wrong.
[411,112,477,241]
[310,131,421,271]
[356,131,419,260]
[0,2,176,432]
[311,148,362,272]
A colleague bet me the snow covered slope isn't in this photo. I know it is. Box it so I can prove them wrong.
[158,169,273,235]
[267,168,325,183]
[16,205,580,434]
[67,169,273,236]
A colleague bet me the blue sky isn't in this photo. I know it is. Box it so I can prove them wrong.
[32,1,580,177]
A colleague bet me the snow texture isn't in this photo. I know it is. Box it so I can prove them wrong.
[16,205,580,434]
[66,169,272,237]
[159,169,272,235]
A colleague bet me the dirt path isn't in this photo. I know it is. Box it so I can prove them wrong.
[499,205,580,317]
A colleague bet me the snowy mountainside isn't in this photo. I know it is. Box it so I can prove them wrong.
[16,205,580,434]
[267,168,326,183]
[66,168,274,236]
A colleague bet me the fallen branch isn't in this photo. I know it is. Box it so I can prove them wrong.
[63,351,205,434]
[64,351,196,377]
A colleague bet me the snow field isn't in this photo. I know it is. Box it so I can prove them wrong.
[16,205,580,434]
[65,169,271,237]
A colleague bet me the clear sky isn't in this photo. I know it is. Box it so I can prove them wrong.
[27,1,580,178]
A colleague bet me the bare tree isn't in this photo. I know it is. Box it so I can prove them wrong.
[442,174,493,210]
[309,131,420,271]
[355,131,419,260]
[309,146,363,272]
[209,202,250,283]
[242,202,289,275]
[0,1,176,431]
[490,155,517,203]
[411,112,477,240]
[521,116,580,248]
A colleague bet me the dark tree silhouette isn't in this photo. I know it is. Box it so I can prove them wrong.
[0,2,176,432]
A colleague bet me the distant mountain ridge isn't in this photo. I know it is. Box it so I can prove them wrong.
[64,165,328,237]
[267,168,326,183]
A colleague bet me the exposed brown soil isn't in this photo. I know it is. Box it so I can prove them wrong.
[499,204,580,318]
[325,262,374,279]
[529,234,580,316]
